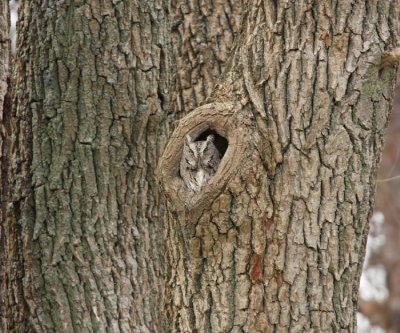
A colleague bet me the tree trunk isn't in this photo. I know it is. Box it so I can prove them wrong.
[1,0,243,332]
[1,1,171,332]
[171,0,242,114]
[159,1,399,332]
[0,0,11,331]
[2,0,400,332]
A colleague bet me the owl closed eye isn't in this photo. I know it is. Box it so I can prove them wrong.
[180,134,221,192]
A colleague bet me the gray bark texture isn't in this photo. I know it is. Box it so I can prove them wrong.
[171,0,242,115]
[1,0,243,332]
[0,0,11,330]
[159,1,400,332]
[1,0,400,333]
[1,1,171,332]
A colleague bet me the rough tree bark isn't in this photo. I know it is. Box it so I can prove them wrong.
[171,0,242,115]
[1,0,243,332]
[2,1,400,333]
[0,0,11,330]
[159,1,399,332]
[1,1,171,332]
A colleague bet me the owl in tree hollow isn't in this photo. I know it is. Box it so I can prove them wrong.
[180,134,221,192]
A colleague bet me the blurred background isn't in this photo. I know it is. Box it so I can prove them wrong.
[357,74,400,333]
[6,1,400,332]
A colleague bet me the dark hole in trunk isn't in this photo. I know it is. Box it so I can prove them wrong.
[195,129,228,157]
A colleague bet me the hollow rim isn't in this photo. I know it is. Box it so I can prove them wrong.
[158,102,255,214]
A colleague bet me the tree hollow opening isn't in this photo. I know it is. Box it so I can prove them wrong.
[194,129,228,158]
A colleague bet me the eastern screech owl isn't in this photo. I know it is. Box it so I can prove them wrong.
[180,134,221,192]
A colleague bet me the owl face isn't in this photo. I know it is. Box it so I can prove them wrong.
[184,135,217,170]
[180,134,221,192]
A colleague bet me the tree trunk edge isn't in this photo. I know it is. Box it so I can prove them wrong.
[0,1,12,331]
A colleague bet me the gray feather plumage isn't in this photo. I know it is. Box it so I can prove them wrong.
[180,134,221,192]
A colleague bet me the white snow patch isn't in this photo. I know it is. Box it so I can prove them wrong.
[357,212,388,333]
[359,265,388,302]
[357,313,385,333]
[10,0,18,52]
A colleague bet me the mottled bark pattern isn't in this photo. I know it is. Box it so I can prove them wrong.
[3,1,170,332]
[162,1,399,332]
[0,0,11,331]
[171,0,242,114]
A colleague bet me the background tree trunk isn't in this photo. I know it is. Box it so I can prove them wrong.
[0,0,11,331]
[1,1,171,332]
[159,1,400,332]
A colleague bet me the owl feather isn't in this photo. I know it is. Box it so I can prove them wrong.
[180,134,221,192]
